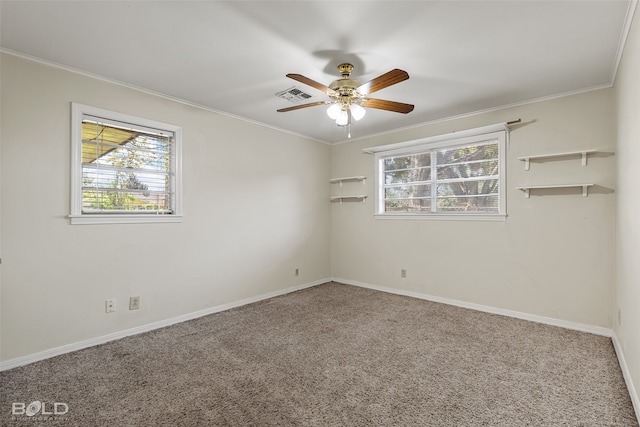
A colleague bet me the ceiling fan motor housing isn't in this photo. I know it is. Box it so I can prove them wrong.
[329,78,360,92]
[329,64,362,106]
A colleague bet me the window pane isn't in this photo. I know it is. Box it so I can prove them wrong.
[384,153,430,171]
[384,153,431,193]
[436,195,499,213]
[432,141,500,213]
[385,184,431,199]
[81,119,173,213]
[437,178,499,213]
[82,190,171,212]
[437,159,498,180]
[383,152,431,214]
[436,141,498,164]
[83,139,170,172]
[436,179,499,197]
[385,198,431,213]
[385,167,430,184]
[83,167,169,191]
[385,184,431,213]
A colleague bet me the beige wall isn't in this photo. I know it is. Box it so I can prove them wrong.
[331,88,616,328]
[0,54,332,361]
[614,9,640,412]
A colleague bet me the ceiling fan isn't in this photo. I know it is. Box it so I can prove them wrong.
[277,63,414,138]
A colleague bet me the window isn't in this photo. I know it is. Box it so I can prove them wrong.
[70,103,182,224]
[368,125,507,220]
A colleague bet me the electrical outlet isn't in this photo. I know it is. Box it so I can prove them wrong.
[295,268,299,277]
[105,299,116,313]
[129,296,140,310]
[401,269,407,278]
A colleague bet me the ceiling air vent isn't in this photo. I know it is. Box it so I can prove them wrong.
[276,87,314,103]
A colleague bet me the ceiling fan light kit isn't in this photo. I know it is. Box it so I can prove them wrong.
[278,63,414,139]
[326,103,342,120]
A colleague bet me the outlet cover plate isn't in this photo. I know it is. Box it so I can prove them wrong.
[129,296,140,310]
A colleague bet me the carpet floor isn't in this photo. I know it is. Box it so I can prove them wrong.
[1,282,637,426]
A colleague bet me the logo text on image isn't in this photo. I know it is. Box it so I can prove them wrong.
[12,401,69,416]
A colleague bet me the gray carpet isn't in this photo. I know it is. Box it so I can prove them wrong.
[1,282,637,426]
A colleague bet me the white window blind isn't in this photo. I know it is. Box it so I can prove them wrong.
[70,104,182,224]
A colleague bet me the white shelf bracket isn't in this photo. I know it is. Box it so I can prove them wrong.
[524,158,531,171]
[581,184,589,197]
[523,188,530,198]
[582,152,588,166]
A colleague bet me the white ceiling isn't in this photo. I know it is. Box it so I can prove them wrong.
[1,1,636,144]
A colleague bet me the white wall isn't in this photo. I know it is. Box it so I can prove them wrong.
[614,9,640,412]
[331,88,615,328]
[0,54,332,362]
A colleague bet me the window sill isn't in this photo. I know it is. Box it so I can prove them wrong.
[374,213,506,221]
[69,214,183,225]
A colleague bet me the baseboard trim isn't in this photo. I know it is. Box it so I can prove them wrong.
[612,333,640,425]
[0,278,330,372]
[333,278,613,337]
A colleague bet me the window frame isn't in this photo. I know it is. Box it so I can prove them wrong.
[70,103,183,225]
[371,127,507,221]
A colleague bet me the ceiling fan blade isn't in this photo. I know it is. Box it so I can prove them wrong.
[362,98,414,114]
[357,69,409,95]
[277,101,329,112]
[286,74,336,96]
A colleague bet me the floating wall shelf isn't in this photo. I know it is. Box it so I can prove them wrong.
[329,176,367,186]
[330,176,368,204]
[516,184,594,198]
[330,195,368,204]
[517,150,597,171]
